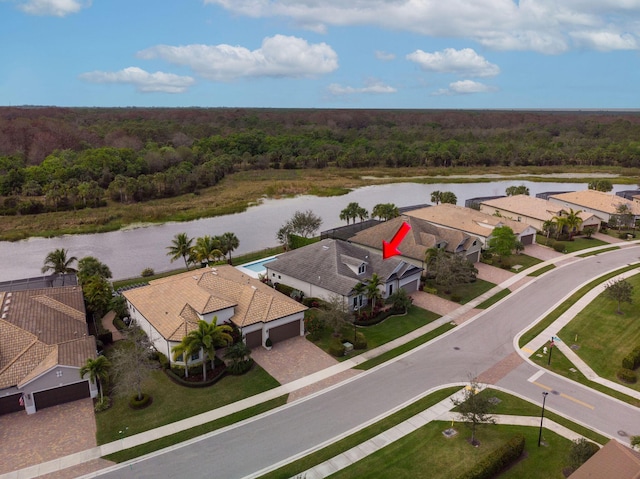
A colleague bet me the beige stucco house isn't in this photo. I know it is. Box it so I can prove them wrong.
[479,195,601,232]
[549,190,640,224]
[123,265,307,362]
[0,286,97,415]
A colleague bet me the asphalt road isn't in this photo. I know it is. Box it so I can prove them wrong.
[94,246,640,479]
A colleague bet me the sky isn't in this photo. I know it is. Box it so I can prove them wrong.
[1,0,640,109]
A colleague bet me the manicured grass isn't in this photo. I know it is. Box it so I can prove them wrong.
[95,365,281,445]
[426,278,497,304]
[562,236,610,253]
[557,273,640,392]
[104,396,287,463]
[260,387,461,479]
[518,263,640,348]
[509,254,543,272]
[530,346,640,408]
[330,423,573,479]
[476,289,511,309]
[527,264,556,277]
[578,246,620,257]
[355,323,456,370]
[308,305,441,361]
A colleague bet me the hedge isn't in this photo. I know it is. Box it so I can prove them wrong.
[355,308,403,327]
[129,393,152,410]
[164,366,227,388]
[226,359,254,376]
[622,346,640,370]
[328,337,345,357]
[457,434,525,479]
[289,234,319,250]
[617,368,637,384]
[353,332,367,350]
[274,282,295,297]
[553,241,567,253]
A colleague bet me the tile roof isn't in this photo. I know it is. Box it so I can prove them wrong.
[571,440,640,479]
[406,203,532,237]
[480,195,599,222]
[123,265,307,340]
[0,286,94,389]
[550,190,640,216]
[350,215,479,262]
[265,239,422,296]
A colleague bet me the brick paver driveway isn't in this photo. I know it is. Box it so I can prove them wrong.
[251,336,361,403]
[0,398,113,476]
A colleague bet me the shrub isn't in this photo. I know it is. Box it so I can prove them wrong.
[305,312,326,337]
[274,282,295,296]
[328,337,345,357]
[450,294,462,303]
[617,368,637,384]
[622,346,640,370]
[290,289,304,302]
[140,267,155,277]
[156,352,170,370]
[423,286,438,295]
[553,242,567,253]
[353,331,367,350]
[226,358,254,375]
[129,393,152,410]
[457,434,525,479]
[113,317,127,331]
[94,396,111,412]
[302,297,323,308]
[567,438,600,472]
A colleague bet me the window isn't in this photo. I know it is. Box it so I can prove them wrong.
[517,216,522,222]
[191,351,200,361]
[358,264,366,274]
[388,285,393,295]
[56,370,63,378]
[176,354,184,362]
[353,296,358,308]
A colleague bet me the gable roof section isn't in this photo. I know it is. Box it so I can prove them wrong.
[550,190,640,216]
[266,238,422,297]
[0,286,94,389]
[480,195,600,224]
[124,265,307,338]
[406,203,531,238]
[349,216,479,263]
[571,440,640,479]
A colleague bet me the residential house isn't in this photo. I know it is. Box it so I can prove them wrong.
[123,265,307,364]
[0,284,97,415]
[479,195,601,233]
[404,203,538,246]
[264,239,422,311]
[549,190,640,224]
[349,214,482,269]
[571,440,640,479]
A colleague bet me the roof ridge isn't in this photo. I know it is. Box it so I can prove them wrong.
[0,337,39,377]
[32,294,85,322]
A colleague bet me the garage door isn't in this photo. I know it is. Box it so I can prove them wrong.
[34,381,90,411]
[245,330,262,349]
[0,393,23,415]
[401,280,418,294]
[520,234,534,245]
[466,250,481,263]
[269,320,301,344]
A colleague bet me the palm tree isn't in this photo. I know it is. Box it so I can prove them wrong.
[80,355,111,401]
[563,208,583,240]
[167,232,193,271]
[219,232,240,264]
[171,319,233,382]
[552,215,568,239]
[352,282,367,315]
[365,274,383,314]
[192,235,221,266]
[430,190,442,205]
[41,248,78,285]
[356,206,369,222]
[541,219,555,245]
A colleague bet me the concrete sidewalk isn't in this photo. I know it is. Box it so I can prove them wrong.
[5,240,639,479]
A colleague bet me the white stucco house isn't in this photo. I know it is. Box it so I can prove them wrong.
[0,284,97,415]
[265,239,423,311]
[123,265,307,364]
[549,190,640,224]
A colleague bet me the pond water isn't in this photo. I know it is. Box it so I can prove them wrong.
[0,180,628,282]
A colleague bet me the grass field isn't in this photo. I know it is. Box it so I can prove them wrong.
[425,278,496,304]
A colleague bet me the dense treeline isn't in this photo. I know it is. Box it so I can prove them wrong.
[1,107,640,215]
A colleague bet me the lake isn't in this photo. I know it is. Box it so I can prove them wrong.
[0,180,628,282]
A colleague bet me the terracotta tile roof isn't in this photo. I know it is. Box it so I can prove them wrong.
[123,265,307,339]
[550,190,640,216]
[406,203,531,237]
[0,286,94,389]
[350,216,480,263]
[266,238,423,296]
[481,195,600,223]
[571,440,640,479]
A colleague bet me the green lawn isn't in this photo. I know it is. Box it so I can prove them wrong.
[557,273,640,392]
[330,422,573,479]
[308,305,441,361]
[509,253,543,272]
[528,264,556,277]
[476,289,511,309]
[96,364,281,445]
[425,278,496,304]
[535,234,609,253]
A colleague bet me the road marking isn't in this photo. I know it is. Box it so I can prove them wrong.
[521,346,534,354]
[532,381,595,410]
[528,370,545,383]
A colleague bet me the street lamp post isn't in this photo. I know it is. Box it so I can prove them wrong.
[547,337,555,365]
[538,391,549,447]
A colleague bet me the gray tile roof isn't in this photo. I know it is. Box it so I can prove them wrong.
[265,239,422,296]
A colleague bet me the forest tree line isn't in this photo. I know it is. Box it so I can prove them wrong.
[1,107,640,215]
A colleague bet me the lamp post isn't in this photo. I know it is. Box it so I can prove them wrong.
[353,306,359,342]
[547,337,555,365]
[538,391,549,447]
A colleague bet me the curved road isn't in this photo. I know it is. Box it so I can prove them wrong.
[95,246,640,479]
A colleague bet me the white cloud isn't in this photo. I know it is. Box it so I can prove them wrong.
[327,79,397,95]
[570,30,639,50]
[138,35,338,82]
[79,67,195,93]
[433,80,496,95]
[407,48,499,77]
[16,0,89,16]
[375,50,396,61]
[205,0,640,54]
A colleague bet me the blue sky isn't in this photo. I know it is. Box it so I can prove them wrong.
[2,0,640,109]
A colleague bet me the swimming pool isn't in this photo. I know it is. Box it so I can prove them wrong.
[236,255,280,278]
